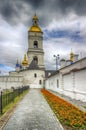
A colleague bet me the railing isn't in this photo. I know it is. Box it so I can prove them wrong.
[0,86,29,114]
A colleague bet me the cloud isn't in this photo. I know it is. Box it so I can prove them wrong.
[0,17,28,67]
[44,36,86,69]
[0,0,86,26]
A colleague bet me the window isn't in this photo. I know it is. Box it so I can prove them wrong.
[34,41,38,48]
[39,80,42,84]
[34,73,37,78]
[57,79,59,88]
[33,56,38,64]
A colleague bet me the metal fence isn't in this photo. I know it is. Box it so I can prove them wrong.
[0,86,29,114]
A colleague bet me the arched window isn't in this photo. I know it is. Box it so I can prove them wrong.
[33,56,38,64]
[34,73,37,78]
[39,80,42,85]
[34,41,38,48]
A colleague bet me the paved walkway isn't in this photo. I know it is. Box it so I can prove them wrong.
[49,90,86,112]
[3,89,64,130]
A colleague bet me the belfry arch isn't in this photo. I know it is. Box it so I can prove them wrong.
[33,56,38,64]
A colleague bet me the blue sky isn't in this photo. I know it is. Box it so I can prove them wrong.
[0,0,86,74]
[0,64,15,75]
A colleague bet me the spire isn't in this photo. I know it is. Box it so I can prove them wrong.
[16,59,20,67]
[32,13,38,25]
[70,49,74,63]
[22,54,28,66]
[29,14,42,32]
[15,58,20,71]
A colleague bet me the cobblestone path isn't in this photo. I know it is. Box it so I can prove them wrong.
[3,89,64,130]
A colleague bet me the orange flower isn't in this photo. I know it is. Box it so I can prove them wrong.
[41,89,86,129]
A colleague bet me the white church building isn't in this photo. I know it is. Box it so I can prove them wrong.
[0,14,45,89]
[0,14,86,102]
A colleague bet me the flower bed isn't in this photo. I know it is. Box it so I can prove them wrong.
[41,89,86,130]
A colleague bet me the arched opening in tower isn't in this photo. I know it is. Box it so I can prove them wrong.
[33,56,38,64]
[34,41,38,48]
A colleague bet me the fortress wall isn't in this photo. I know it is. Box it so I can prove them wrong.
[0,76,23,91]
[45,68,86,102]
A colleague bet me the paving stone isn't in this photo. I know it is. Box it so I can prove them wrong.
[3,89,64,130]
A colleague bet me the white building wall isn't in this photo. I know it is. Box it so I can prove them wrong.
[63,73,73,91]
[62,72,75,98]
[45,73,63,93]
[0,76,23,91]
[45,68,86,102]
[60,58,86,74]
[74,70,86,101]
[9,71,22,76]
[75,70,86,92]
[20,70,45,88]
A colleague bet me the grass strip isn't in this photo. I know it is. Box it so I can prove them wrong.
[0,89,29,117]
[0,90,29,129]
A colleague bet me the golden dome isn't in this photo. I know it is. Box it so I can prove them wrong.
[22,54,28,66]
[29,14,42,33]
[29,25,42,32]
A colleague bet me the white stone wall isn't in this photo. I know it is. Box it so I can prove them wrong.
[45,73,63,93]
[0,76,23,91]
[63,73,73,91]
[9,71,22,76]
[20,69,45,88]
[60,57,86,74]
[0,69,45,91]
[45,68,86,102]
[74,70,86,101]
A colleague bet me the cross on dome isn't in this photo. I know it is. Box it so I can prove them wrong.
[29,14,42,33]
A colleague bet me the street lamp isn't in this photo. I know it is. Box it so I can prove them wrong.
[53,54,60,70]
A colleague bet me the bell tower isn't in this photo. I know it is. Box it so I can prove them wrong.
[27,14,45,69]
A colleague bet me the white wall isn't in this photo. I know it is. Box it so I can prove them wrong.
[0,76,23,91]
[74,70,86,101]
[63,73,73,91]
[20,69,45,88]
[45,73,63,93]
[45,68,86,102]
[60,57,86,74]
[0,69,45,90]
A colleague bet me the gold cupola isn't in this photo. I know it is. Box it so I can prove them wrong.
[22,54,28,66]
[33,14,38,21]
[70,50,74,62]
[29,14,42,33]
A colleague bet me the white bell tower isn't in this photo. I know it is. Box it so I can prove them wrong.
[27,14,45,70]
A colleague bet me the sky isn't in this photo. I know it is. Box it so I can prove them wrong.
[0,0,86,74]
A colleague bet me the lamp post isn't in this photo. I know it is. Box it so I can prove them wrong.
[53,54,60,70]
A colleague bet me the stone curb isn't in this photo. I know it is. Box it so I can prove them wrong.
[49,106,64,130]
[41,92,64,130]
